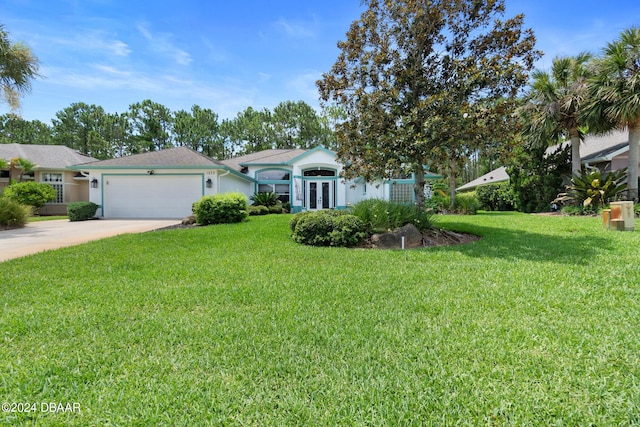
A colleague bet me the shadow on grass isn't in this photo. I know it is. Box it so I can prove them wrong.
[436,220,613,265]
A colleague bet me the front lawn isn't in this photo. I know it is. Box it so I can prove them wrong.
[1,213,639,425]
[28,215,68,222]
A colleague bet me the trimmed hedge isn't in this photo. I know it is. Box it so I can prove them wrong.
[290,210,366,247]
[0,197,31,228]
[248,205,269,216]
[67,202,99,221]
[194,192,248,225]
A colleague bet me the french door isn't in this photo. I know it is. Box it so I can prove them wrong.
[306,180,333,210]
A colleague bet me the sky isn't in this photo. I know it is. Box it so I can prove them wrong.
[2,0,640,124]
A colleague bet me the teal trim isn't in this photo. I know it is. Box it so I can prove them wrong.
[70,165,255,183]
[286,146,336,165]
[291,206,303,213]
[253,167,292,181]
[254,167,292,201]
[100,172,205,217]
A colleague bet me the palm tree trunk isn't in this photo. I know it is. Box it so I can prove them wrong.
[628,121,640,201]
[570,128,581,175]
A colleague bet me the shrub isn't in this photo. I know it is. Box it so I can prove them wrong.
[3,181,57,210]
[250,192,279,207]
[453,192,480,215]
[291,210,366,247]
[476,183,516,211]
[555,168,628,209]
[248,205,269,216]
[268,205,283,214]
[348,199,434,233]
[289,210,314,232]
[0,197,31,228]
[67,201,99,221]
[194,192,248,225]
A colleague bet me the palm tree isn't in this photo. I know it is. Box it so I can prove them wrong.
[524,53,592,175]
[584,27,640,200]
[0,24,40,112]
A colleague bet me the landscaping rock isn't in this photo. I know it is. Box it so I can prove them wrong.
[371,223,423,249]
[181,215,196,225]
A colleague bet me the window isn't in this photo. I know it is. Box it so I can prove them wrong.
[256,169,291,203]
[303,169,336,177]
[42,173,64,203]
[257,170,290,181]
[390,183,413,204]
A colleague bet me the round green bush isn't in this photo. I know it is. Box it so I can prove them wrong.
[291,210,366,247]
[195,192,248,225]
[3,181,56,210]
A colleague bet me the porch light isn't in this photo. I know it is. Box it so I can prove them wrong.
[91,178,99,188]
[206,178,213,188]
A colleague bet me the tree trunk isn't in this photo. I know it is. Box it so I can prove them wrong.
[628,121,640,201]
[569,128,581,175]
[413,163,425,209]
[448,156,456,210]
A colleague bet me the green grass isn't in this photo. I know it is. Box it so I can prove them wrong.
[28,215,68,222]
[1,212,639,425]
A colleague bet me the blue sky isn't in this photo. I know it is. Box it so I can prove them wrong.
[2,0,640,124]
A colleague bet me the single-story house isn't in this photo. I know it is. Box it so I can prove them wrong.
[71,145,441,219]
[457,129,633,192]
[0,143,98,215]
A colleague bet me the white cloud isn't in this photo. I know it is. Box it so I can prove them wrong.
[273,17,318,39]
[287,70,322,101]
[136,23,192,66]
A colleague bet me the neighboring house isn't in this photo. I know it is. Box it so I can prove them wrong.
[457,129,632,192]
[456,166,509,192]
[0,143,98,215]
[71,145,441,219]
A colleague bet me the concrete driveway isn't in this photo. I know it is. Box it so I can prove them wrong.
[0,219,180,262]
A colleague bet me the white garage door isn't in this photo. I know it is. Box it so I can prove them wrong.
[104,175,203,218]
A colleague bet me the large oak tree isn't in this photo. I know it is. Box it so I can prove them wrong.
[317,0,539,208]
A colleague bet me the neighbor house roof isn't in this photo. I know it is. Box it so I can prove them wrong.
[220,149,307,171]
[0,143,97,169]
[74,146,226,168]
[545,128,629,161]
[458,129,632,192]
[457,166,509,192]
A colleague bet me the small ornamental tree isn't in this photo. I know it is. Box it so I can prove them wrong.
[3,181,56,211]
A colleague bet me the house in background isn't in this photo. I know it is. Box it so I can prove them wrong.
[71,145,442,219]
[0,144,98,215]
[457,129,633,192]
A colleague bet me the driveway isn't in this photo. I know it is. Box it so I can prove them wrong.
[0,219,180,262]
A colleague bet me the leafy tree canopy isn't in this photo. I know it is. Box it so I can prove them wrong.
[317,0,539,207]
[0,24,40,113]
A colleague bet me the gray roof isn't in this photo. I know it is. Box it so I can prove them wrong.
[0,143,97,169]
[545,129,629,160]
[76,146,225,168]
[457,166,509,192]
[221,149,307,171]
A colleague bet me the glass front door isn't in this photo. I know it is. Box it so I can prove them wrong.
[306,180,333,210]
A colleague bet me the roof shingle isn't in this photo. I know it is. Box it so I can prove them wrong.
[0,144,97,169]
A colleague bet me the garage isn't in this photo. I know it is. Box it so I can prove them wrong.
[103,174,203,218]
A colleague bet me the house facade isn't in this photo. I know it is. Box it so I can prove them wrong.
[0,144,98,215]
[71,146,441,219]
